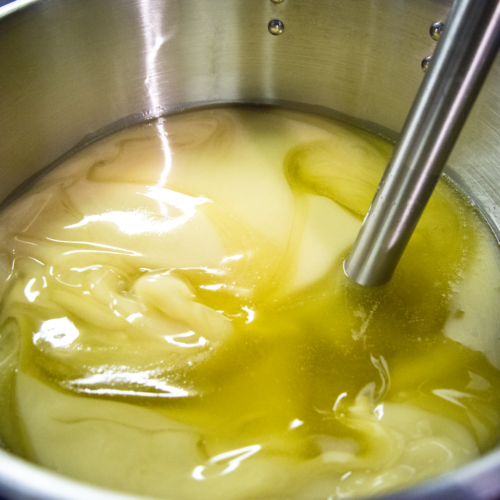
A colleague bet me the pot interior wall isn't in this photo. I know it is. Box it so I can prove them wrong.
[1,0,459,199]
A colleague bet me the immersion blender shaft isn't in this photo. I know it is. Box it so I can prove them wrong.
[344,0,500,286]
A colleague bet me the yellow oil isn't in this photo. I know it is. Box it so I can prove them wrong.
[0,106,500,499]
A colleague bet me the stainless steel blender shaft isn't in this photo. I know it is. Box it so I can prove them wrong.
[344,0,500,286]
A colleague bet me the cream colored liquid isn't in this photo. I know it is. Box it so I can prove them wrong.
[0,107,500,500]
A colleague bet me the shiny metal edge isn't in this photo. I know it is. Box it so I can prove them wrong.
[0,436,499,500]
[381,445,500,500]
[0,0,38,17]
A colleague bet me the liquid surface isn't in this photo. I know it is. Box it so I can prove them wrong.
[1,107,500,499]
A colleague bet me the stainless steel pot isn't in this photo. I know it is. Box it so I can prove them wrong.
[1,0,500,499]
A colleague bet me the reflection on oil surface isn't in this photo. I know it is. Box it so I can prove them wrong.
[1,107,500,500]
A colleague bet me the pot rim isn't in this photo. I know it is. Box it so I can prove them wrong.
[0,444,499,500]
